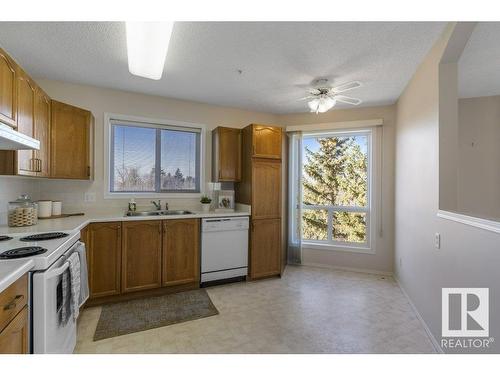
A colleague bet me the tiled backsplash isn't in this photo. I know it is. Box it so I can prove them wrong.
[0,177,40,226]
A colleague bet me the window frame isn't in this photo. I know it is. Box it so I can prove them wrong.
[104,113,206,199]
[292,129,375,253]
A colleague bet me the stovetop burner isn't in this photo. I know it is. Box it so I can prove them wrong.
[0,235,12,242]
[0,246,48,259]
[19,232,69,242]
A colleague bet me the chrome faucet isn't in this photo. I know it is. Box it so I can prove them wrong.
[151,200,161,210]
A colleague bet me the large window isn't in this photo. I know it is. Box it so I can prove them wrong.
[295,130,372,249]
[109,118,201,194]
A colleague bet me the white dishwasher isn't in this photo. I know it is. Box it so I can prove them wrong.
[201,217,249,284]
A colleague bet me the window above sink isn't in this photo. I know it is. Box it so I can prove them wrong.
[103,113,206,199]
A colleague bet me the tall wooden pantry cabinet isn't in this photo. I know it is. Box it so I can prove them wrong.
[235,124,283,280]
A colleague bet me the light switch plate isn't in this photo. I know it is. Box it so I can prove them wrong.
[435,233,441,249]
[84,192,96,203]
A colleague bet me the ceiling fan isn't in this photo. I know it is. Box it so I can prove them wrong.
[300,79,363,114]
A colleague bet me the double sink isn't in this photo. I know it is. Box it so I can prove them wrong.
[125,210,193,217]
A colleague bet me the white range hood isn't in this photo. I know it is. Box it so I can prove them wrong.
[0,123,40,150]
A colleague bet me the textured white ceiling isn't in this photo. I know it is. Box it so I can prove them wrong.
[0,22,446,114]
[459,22,500,99]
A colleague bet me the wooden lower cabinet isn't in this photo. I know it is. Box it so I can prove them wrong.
[250,218,281,279]
[251,159,281,219]
[162,219,200,286]
[83,222,122,299]
[121,221,162,293]
[0,306,28,354]
[0,275,29,354]
[81,218,201,304]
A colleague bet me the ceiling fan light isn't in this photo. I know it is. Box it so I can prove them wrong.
[317,97,336,113]
[307,99,319,112]
[126,22,174,80]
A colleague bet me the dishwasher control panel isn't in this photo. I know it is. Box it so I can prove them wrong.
[202,217,249,232]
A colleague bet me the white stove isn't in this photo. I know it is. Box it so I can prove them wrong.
[0,231,80,271]
[0,230,86,354]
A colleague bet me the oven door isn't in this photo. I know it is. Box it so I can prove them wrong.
[32,241,82,354]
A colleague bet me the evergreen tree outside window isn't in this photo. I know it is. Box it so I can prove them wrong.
[300,130,371,248]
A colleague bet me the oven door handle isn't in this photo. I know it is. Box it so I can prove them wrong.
[45,261,70,280]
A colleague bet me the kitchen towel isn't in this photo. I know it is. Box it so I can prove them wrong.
[60,269,71,326]
[75,242,89,307]
[67,251,81,321]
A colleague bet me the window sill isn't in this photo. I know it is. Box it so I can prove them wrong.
[437,210,500,235]
[302,242,375,254]
[104,192,203,200]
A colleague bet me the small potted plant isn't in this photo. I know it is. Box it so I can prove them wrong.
[200,196,212,212]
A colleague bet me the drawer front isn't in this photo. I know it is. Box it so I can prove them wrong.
[0,306,28,354]
[0,274,28,333]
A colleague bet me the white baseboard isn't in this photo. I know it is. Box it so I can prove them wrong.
[394,276,443,354]
[300,262,393,277]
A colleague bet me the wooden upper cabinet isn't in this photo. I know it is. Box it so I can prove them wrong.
[15,70,37,176]
[50,100,93,180]
[162,219,200,287]
[83,222,122,299]
[122,221,162,293]
[212,127,241,182]
[34,88,51,177]
[0,48,17,128]
[252,159,281,219]
[250,218,281,279]
[252,124,282,159]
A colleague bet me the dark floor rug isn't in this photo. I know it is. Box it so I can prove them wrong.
[93,289,219,341]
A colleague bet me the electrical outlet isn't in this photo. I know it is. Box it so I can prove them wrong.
[84,192,96,203]
[435,233,441,249]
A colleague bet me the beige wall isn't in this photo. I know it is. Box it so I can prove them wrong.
[395,23,500,353]
[457,95,500,221]
[279,105,396,274]
[34,79,279,212]
[438,63,459,211]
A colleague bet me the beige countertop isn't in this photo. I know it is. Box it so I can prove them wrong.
[0,259,34,293]
[0,206,251,235]
[0,205,250,293]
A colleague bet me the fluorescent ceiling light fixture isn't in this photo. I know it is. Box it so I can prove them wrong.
[126,22,174,80]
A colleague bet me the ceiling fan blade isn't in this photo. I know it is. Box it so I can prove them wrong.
[335,95,362,106]
[331,81,362,94]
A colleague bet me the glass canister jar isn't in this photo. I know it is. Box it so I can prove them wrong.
[8,194,38,227]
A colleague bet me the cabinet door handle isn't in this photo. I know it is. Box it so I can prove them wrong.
[29,158,34,172]
[37,158,42,172]
[3,295,24,311]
